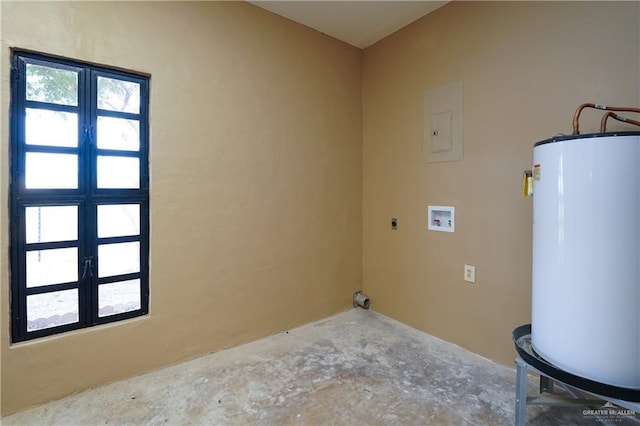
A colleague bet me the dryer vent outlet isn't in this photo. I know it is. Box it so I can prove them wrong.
[353,291,371,309]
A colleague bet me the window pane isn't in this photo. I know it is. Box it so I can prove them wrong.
[97,77,140,114]
[97,116,139,151]
[26,108,78,147]
[97,156,139,189]
[26,206,77,244]
[27,247,78,287]
[27,289,79,332]
[26,64,78,106]
[98,204,140,238]
[98,242,140,277]
[98,279,141,317]
[25,152,77,189]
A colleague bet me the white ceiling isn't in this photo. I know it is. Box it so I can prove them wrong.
[248,1,448,49]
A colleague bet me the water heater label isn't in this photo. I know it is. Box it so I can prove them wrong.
[533,164,541,181]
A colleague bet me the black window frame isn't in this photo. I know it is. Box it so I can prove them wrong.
[9,50,150,342]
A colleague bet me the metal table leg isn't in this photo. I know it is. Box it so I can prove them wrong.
[515,357,529,426]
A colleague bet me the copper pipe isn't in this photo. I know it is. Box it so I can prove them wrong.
[600,112,640,132]
[572,103,640,134]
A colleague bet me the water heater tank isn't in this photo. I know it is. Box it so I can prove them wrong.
[532,132,640,389]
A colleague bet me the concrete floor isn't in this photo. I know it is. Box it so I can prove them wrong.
[3,309,634,425]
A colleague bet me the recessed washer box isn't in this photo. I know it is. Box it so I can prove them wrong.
[428,206,455,232]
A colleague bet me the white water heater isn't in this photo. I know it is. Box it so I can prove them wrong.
[532,132,640,389]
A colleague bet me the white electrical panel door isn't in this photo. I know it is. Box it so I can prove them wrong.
[423,81,463,163]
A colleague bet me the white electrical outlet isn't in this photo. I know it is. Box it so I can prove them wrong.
[464,264,476,283]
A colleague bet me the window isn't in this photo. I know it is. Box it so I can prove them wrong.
[9,51,150,342]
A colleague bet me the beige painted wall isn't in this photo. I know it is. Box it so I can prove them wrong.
[362,1,640,366]
[2,0,639,417]
[0,1,362,414]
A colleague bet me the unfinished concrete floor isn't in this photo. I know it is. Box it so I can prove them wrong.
[3,309,629,425]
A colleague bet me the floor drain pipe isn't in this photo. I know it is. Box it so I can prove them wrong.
[353,291,370,309]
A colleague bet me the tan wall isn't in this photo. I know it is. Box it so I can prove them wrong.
[362,1,640,366]
[0,1,362,415]
[2,0,639,417]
